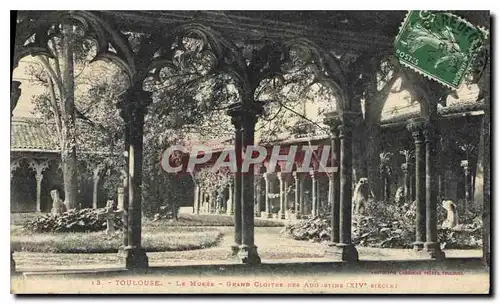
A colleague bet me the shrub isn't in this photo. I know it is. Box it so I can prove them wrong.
[23,208,123,233]
[284,199,483,249]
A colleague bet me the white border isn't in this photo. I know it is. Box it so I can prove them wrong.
[0,2,497,303]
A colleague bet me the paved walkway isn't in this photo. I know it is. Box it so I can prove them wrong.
[14,227,482,271]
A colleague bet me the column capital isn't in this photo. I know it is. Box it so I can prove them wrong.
[406,117,431,133]
[323,113,342,135]
[309,170,316,179]
[292,171,299,180]
[117,88,152,121]
[93,163,106,179]
[28,159,49,176]
[11,159,21,176]
[460,160,470,174]
[227,102,263,125]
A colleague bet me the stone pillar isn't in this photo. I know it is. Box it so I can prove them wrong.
[193,183,199,214]
[254,172,262,217]
[334,118,359,261]
[117,187,125,210]
[228,113,243,255]
[92,164,105,209]
[208,192,214,214]
[119,106,131,250]
[331,130,341,244]
[262,173,272,218]
[424,127,445,259]
[28,160,49,212]
[277,172,285,219]
[401,163,410,203]
[239,105,261,264]
[407,118,427,250]
[293,172,300,216]
[322,112,360,262]
[310,171,317,216]
[226,178,234,215]
[119,88,151,270]
[299,173,305,217]
[461,160,471,221]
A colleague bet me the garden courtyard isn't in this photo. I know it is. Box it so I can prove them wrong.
[11,212,482,272]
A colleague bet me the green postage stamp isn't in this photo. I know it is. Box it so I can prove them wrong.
[394,11,488,89]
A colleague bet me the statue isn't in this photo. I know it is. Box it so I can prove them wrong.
[394,186,404,204]
[441,200,459,229]
[352,177,372,216]
[50,189,66,215]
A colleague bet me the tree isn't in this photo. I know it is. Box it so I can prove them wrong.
[26,35,128,209]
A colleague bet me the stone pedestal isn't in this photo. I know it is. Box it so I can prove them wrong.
[260,211,272,218]
[238,244,261,264]
[325,243,359,262]
[121,246,149,270]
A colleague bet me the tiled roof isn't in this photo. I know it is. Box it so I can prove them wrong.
[381,98,484,124]
[11,118,59,152]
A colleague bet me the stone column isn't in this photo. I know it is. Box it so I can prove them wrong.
[208,192,214,214]
[92,164,105,209]
[277,172,285,219]
[254,171,262,217]
[461,160,471,221]
[239,105,261,264]
[332,134,341,243]
[407,118,427,250]
[192,183,199,214]
[335,117,359,261]
[424,127,445,259]
[226,178,234,215]
[401,163,410,203]
[310,171,317,216]
[299,173,305,218]
[117,187,125,210]
[28,160,49,212]
[262,173,272,218]
[228,113,243,255]
[293,172,300,216]
[118,104,130,250]
[120,88,151,270]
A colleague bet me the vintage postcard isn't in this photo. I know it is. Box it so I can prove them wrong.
[10,10,491,294]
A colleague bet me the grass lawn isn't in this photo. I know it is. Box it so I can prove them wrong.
[11,226,223,253]
[150,213,284,227]
[10,212,282,254]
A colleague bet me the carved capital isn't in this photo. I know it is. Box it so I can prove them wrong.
[263,172,269,182]
[401,163,408,173]
[323,113,342,136]
[10,159,21,177]
[28,159,49,178]
[277,172,283,181]
[227,102,263,129]
[309,170,316,179]
[460,160,470,174]
[93,163,107,180]
[117,88,152,122]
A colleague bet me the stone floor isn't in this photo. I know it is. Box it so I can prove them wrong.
[14,227,482,272]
